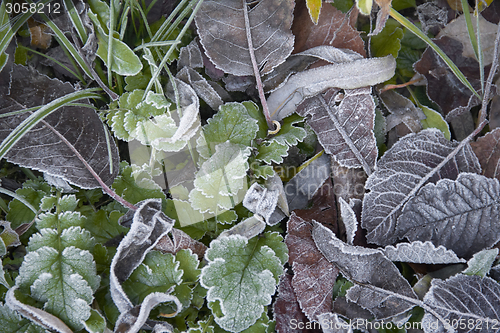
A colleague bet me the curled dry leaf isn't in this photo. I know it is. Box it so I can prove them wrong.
[362,129,481,246]
[195,0,295,76]
[155,228,207,260]
[470,128,500,182]
[285,213,338,321]
[0,64,119,189]
[297,87,377,175]
[382,241,466,264]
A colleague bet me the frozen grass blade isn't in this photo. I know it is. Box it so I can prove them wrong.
[63,0,88,44]
[390,8,481,100]
[0,186,38,214]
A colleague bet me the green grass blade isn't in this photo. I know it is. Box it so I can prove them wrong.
[476,1,484,94]
[0,88,102,160]
[390,8,481,100]
[461,0,479,59]
[63,0,88,44]
[0,186,37,214]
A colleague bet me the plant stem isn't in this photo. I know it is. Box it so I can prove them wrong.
[242,0,273,129]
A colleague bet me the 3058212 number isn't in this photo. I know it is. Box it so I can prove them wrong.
[5,2,61,15]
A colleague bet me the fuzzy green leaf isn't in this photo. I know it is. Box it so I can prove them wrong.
[112,162,166,205]
[201,102,259,152]
[27,226,95,253]
[256,141,289,165]
[420,105,451,140]
[200,232,285,332]
[463,249,499,278]
[269,114,307,147]
[6,178,51,228]
[83,209,128,244]
[250,164,276,180]
[83,309,106,333]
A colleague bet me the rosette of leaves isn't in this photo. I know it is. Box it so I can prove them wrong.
[9,194,102,331]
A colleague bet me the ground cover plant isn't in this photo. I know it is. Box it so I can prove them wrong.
[0,0,499,332]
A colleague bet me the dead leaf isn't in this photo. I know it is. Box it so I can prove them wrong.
[471,128,500,182]
[414,36,491,118]
[28,18,52,49]
[285,212,339,321]
[292,2,366,56]
[372,0,392,36]
[155,228,207,260]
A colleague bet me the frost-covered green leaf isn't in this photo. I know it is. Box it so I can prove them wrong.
[200,102,259,153]
[14,195,100,331]
[190,143,251,215]
[200,232,286,332]
[420,105,451,140]
[0,302,49,333]
[256,141,289,165]
[83,209,128,244]
[269,114,307,147]
[463,249,499,277]
[82,309,106,333]
[88,10,142,76]
[106,90,169,141]
[112,162,166,204]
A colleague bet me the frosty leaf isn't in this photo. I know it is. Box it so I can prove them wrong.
[177,67,225,110]
[200,232,286,332]
[267,55,396,121]
[0,301,49,333]
[273,274,311,333]
[82,309,106,333]
[195,0,295,76]
[292,3,365,56]
[339,198,358,245]
[191,143,251,213]
[5,288,71,333]
[382,242,466,264]
[422,274,500,332]
[16,247,98,330]
[84,209,128,244]
[110,199,175,314]
[297,87,377,174]
[155,228,207,260]
[256,141,289,165]
[112,162,166,205]
[381,90,425,134]
[397,173,500,258]
[471,128,500,182]
[362,129,481,246]
[0,64,119,189]
[317,313,353,333]
[243,183,279,224]
[177,39,204,70]
[89,10,142,76]
[285,153,330,211]
[6,178,51,228]
[269,113,307,148]
[312,222,419,319]
[200,101,259,158]
[285,213,338,320]
[189,188,246,216]
[219,215,266,239]
[463,249,499,277]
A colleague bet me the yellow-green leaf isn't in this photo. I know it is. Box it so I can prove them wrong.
[356,0,373,15]
[306,0,322,24]
[420,106,451,140]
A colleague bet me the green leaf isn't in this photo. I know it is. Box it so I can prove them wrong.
[17,247,99,330]
[374,108,387,147]
[420,105,451,140]
[0,302,48,333]
[201,102,259,153]
[200,232,285,332]
[269,114,307,147]
[190,143,251,215]
[112,162,166,205]
[250,164,275,180]
[396,46,422,77]
[391,0,416,11]
[306,0,322,24]
[187,319,215,333]
[89,10,143,76]
[244,102,268,139]
[6,178,52,228]
[371,19,404,58]
[83,209,128,244]
[124,66,152,91]
[256,141,289,165]
[83,309,107,333]
[356,0,372,15]
[463,249,499,278]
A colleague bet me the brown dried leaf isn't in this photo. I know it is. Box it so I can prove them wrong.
[292,2,365,56]
[471,128,500,182]
[274,274,318,333]
[155,228,207,260]
[28,18,51,49]
[297,87,378,175]
[373,0,392,36]
[285,212,339,321]
[195,0,295,76]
